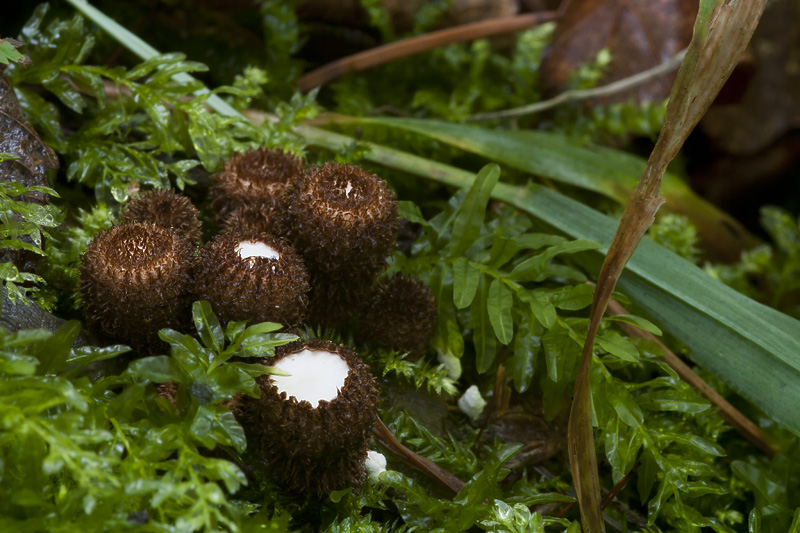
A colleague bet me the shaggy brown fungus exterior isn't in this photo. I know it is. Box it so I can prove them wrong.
[191,231,310,327]
[120,189,203,245]
[237,339,379,497]
[283,162,399,282]
[304,277,371,329]
[209,147,305,224]
[219,202,285,237]
[79,222,193,351]
[359,274,437,356]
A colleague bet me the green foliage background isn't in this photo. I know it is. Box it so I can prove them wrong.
[1,2,799,532]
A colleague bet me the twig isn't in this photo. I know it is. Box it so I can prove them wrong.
[296,12,559,93]
[474,346,509,447]
[468,48,687,122]
[549,461,648,530]
[372,416,465,494]
[569,1,768,527]
[605,297,776,456]
[600,461,641,510]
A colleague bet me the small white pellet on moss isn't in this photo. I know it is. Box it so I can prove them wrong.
[364,450,387,481]
[437,350,462,381]
[458,385,487,421]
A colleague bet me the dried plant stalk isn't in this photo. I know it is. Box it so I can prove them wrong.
[296,12,558,92]
[567,1,769,531]
[605,297,775,456]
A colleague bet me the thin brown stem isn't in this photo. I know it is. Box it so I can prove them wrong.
[555,460,646,529]
[372,416,465,494]
[474,346,509,448]
[605,297,776,456]
[468,49,686,122]
[600,461,641,509]
[296,12,559,92]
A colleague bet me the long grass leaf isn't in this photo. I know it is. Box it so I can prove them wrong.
[487,278,514,345]
[324,114,757,260]
[449,164,500,258]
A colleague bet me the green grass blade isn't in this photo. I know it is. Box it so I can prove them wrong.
[448,164,500,258]
[330,115,757,259]
[487,278,514,345]
[67,0,239,118]
[353,116,627,198]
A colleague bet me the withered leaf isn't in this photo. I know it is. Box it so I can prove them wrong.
[0,69,59,273]
[487,409,563,469]
[0,73,59,195]
[701,0,800,155]
[567,1,769,532]
[540,0,697,104]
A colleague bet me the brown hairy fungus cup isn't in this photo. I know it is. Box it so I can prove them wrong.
[79,222,193,352]
[120,188,203,246]
[191,230,310,328]
[237,339,379,497]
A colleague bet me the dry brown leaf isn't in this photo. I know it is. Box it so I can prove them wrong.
[701,0,800,155]
[540,0,697,104]
[487,409,563,469]
[0,73,58,194]
[298,0,519,36]
[567,1,769,531]
[0,70,59,274]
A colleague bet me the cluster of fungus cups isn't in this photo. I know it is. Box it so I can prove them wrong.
[79,150,439,497]
[80,184,314,349]
[236,339,379,497]
[205,148,315,327]
[210,154,402,329]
